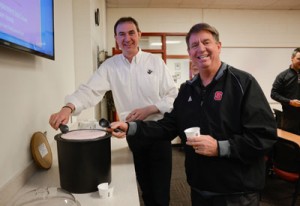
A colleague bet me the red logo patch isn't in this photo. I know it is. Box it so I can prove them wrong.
[214,91,223,101]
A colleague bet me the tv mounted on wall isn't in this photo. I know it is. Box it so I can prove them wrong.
[0,0,54,60]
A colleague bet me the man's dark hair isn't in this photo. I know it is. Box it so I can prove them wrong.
[292,47,300,58]
[185,23,219,49]
[114,17,140,36]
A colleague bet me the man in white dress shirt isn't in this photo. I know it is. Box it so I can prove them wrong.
[49,17,178,206]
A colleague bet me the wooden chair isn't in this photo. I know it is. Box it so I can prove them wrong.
[272,138,300,206]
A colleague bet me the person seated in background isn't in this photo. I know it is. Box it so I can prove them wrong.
[271,47,300,135]
[110,22,278,206]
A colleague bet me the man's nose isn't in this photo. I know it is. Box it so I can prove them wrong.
[197,42,206,51]
[124,33,131,40]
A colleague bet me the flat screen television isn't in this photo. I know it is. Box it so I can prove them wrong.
[0,0,54,60]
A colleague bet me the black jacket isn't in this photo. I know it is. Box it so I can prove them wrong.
[271,67,300,134]
[128,62,277,193]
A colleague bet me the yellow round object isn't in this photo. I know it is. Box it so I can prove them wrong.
[30,132,53,169]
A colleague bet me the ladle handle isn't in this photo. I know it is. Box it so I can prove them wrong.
[113,128,123,133]
[99,118,124,133]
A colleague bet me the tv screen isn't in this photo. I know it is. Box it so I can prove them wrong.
[0,0,54,60]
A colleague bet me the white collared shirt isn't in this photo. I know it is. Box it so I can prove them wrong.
[65,50,178,121]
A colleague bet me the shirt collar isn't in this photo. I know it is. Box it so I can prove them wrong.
[121,48,142,64]
[187,62,227,86]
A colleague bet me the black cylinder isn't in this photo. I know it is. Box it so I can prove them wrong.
[55,129,111,193]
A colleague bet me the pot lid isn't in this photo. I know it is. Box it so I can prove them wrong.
[60,129,106,140]
[12,187,80,206]
[30,132,52,169]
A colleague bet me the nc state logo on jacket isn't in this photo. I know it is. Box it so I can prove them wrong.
[214,91,223,101]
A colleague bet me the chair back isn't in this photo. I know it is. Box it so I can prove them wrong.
[271,137,300,206]
[273,108,283,129]
[273,138,300,177]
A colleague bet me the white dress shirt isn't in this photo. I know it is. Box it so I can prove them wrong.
[65,50,178,121]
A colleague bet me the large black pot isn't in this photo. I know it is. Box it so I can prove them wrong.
[55,129,111,194]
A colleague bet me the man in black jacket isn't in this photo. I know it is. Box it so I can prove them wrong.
[271,47,300,135]
[111,23,278,206]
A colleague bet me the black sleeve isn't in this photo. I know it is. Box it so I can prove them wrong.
[126,109,179,146]
[271,71,290,105]
[230,76,278,163]
[127,84,189,142]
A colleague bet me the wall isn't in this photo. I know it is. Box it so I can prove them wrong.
[106,8,300,104]
[0,0,74,189]
[72,0,107,121]
[0,0,106,204]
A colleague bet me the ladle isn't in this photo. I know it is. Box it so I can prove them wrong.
[99,118,123,132]
[60,123,108,133]
[58,119,123,134]
[59,124,69,134]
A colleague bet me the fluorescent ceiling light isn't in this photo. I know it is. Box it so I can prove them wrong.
[151,42,162,46]
[150,40,181,46]
[167,40,181,44]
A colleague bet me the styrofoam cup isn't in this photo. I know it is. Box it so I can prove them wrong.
[98,183,114,199]
[184,127,200,139]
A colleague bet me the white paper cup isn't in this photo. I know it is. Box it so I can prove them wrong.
[184,127,200,139]
[98,183,114,199]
